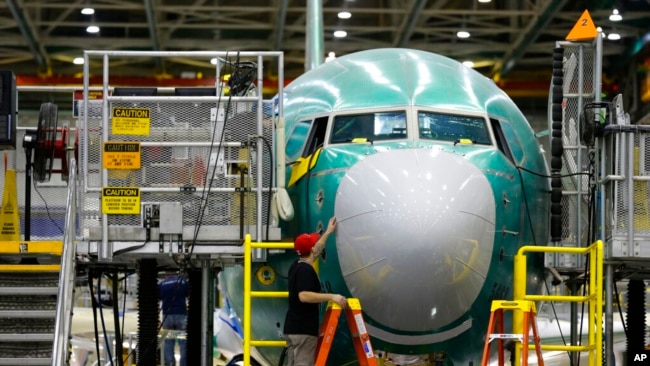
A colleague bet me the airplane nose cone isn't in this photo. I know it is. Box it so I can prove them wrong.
[335,148,495,333]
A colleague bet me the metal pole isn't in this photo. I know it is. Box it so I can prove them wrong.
[305,0,324,71]
[254,54,266,261]
[243,235,252,366]
[100,53,112,261]
[201,260,210,366]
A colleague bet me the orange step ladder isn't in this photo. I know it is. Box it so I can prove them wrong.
[315,298,377,366]
[481,300,544,366]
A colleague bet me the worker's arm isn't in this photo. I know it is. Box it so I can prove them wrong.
[299,291,347,308]
[312,216,336,257]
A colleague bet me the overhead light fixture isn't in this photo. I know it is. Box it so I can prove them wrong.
[86,25,100,33]
[338,11,351,19]
[73,57,84,65]
[456,30,470,39]
[210,58,218,65]
[325,52,336,62]
[81,8,95,15]
[607,32,621,40]
[597,26,606,38]
[478,0,492,3]
[462,61,475,68]
[609,9,622,22]
[333,30,347,38]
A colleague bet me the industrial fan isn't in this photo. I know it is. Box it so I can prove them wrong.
[22,102,71,240]
[23,102,72,182]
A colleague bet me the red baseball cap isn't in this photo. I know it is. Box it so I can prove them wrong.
[294,233,320,256]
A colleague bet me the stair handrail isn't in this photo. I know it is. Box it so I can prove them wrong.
[243,234,293,366]
[51,158,78,366]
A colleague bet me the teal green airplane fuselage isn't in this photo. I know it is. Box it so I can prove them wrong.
[222,48,550,365]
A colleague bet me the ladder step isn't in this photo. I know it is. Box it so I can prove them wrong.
[0,287,58,296]
[0,334,54,342]
[0,310,56,318]
[0,358,52,365]
[0,241,63,255]
[0,265,61,272]
[488,333,523,341]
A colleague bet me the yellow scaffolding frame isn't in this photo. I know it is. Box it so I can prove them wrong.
[512,241,603,366]
[242,234,293,366]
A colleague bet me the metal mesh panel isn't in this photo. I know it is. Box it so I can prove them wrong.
[77,95,275,240]
[611,132,650,236]
[558,43,597,249]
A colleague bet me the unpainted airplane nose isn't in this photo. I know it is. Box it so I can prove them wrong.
[335,148,495,332]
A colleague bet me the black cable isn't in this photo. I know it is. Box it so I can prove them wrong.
[31,178,64,235]
[111,272,124,366]
[517,165,590,179]
[515,168,537,245]
[121,274,134,363]
[97,272,115,366]
[189,51,237,257]
[543,278,572,362]
[113,240,149,256]
[259,135,274,241]
[89,271,102,366]
[613,281,629,338]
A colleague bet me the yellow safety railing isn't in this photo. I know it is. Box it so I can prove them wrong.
[513,240,603,366]
[243,234,294,366]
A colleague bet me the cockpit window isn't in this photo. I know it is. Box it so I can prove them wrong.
[331,111,407,143]
[418,111,491,145]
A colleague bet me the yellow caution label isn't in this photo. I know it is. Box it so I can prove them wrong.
[101,187,141,215]
[103,142,141,169]
[0,169,21,240]
[111,107,151,135]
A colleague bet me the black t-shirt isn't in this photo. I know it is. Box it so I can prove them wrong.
[283,260,321,336]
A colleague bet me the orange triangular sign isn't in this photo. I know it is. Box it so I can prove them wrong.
[566,9,598,41]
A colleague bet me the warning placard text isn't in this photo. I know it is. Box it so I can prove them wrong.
[102,187,141,215]
[112,107,151,135]
[103,142,141,169]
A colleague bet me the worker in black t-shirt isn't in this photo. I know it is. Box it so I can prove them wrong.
[283,216,347,366]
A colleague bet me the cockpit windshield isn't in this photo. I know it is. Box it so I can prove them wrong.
[418,111,491,145]
[331,111,407,143]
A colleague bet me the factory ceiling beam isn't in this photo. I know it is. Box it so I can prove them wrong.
[492,0,567,78]
[393,0,431,47]
[273,0,289,51]
[143,0,164,72]
[143,0,161,51]
[6,0,49,72]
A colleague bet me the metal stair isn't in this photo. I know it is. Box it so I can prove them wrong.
[0,241,63,365]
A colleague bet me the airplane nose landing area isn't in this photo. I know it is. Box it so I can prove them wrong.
[335,148,495,333]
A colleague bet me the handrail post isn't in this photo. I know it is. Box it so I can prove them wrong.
[243,234,252,366]
[513,251,526,365]
[511,242,603,366]
[51,158,77,366]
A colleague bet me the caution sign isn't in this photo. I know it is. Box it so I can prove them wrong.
[566,9,598,41]
[73,90,104,118]
[103,142,141,169]
[102,187,141,215]
[112,107,151,136]
[0,169,20,240]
